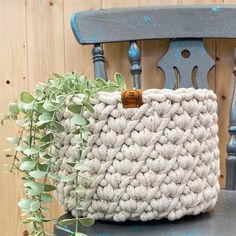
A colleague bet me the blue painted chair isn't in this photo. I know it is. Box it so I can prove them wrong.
[55,5,236,236]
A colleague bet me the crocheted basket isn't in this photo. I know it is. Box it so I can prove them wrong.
[52,88,220,222]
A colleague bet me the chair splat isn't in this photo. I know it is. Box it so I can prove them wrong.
[157,39,215,89]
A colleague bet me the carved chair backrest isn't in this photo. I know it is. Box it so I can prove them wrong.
[71,5,236,190]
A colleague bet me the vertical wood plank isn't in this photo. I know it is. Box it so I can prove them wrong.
[215,39,236,187]
[0,1,28,235]
[101,0,140,88]
[64,0,102,78]
[26,0,65,89]
[215,0,236,187]
[26,1,66,231]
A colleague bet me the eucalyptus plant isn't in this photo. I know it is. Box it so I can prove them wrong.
[1,72,126,236]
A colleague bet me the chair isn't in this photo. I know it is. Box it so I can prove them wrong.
[55,5,236,236]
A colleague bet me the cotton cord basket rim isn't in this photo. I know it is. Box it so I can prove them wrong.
[52,87,220,222]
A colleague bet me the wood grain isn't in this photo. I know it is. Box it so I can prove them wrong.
[0,0,236,235]
[101,0,140,88]
[64,0,101,78]
[0,1,28,235]
[26,1,66,232]
[26,0,65,88]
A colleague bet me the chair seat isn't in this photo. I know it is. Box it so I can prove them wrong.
[54,190,236,236]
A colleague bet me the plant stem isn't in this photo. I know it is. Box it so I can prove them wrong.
[10,127,24,172]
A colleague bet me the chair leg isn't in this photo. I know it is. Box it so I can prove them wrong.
[226,48,236,190]
[226,155,236,190]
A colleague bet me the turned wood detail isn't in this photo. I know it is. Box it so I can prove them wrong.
[226,48,236,190]
[128,41,142,89]
[92,44,107,81]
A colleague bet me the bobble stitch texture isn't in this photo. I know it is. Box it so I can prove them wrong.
[51,88,220,221]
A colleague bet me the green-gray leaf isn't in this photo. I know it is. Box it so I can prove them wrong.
[20,91,35,103]
[43,101,57,111]
[41,193,53,203]
[36,120,51,127]
[25,181,44,194]
[40,133,54,142]
[23,148,39,156]
[16,145,27,152]
[103,85,118,92]
[75,186,86,193]
[58,218,76,226]
[52,121,65,132]
[66,162,76,167]
[53,72,64,79]
[67,104,82,114]
[8,103,20,115]
[114,72,126,89]
[44,184,56,192]
[30,201,40,211]
[72,128,81,134]
[18,199,31,209]
[48,172,60,181]
[20,161,36,171]
[71,115,89,126]
[74,162,90,171]
[83,101,94,113]
[29,170,46,179]
[38,112,52,121]
[96,78,107,87]
[61,174,76,182]
[22,217,41,224]
[78,218,95,227]
[6,136,20,144]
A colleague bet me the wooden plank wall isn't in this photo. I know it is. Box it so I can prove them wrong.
[0,0,235,235]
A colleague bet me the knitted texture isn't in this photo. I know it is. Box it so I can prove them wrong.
[51,88,220,222]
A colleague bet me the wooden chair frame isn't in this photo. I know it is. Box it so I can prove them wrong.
[55,5,236,236]
[71,5,236,190]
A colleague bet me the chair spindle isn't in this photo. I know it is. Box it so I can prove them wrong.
[92,44,107,81]
[128,41,141,89]
[226,48,236,190]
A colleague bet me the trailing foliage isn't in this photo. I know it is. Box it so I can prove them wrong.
[1,72,126,236]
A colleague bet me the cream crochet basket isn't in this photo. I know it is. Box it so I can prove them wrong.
[52,88,220,222]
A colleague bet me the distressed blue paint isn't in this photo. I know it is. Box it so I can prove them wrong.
[154,21,160,28]
[171,42,181,62]
[169,226,177,236]
[216,212,227,222]
[183,231,202,236]
[198,46,206,57]
[143,15,152,23]
[127,225,139,232]
[128,47,139,59]
[96,26,102,33]
[90,35,98,43]
[71,13,85,44]
[229,126,236,133]
[211,6,222,13]
[173,45,181,62]
[183,232,193,236]
[182,229,203,236]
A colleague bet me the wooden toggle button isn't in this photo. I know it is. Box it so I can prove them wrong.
[122,89,142,108]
